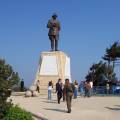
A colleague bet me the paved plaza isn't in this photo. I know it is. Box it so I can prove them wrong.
[10,95,120,120]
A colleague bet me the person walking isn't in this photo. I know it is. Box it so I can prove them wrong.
[106,82,110,94]
[73,80,78,99]
[79,81,85,96]
[48,81,53,101]
[64,79,73,113]
[36,80,40,93]
[62,84,66,102]
[84,81,91,97]
[56,79,63,104]
[20,79,24,92]
[89,80,93,96]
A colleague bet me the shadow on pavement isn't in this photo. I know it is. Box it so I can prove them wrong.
[42,101,57,104]
[114,105,120,107]
[105,106,120,111]
[44,108,66,113]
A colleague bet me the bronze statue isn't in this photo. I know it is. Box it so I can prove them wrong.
[47,13,61,51]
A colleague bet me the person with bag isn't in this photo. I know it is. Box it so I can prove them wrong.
[64,79,73,113]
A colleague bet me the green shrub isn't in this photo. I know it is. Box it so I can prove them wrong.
[4,105,34,120]
[0,59,21,119]
[0,95,12,119]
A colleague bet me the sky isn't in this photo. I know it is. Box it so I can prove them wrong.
[0,0,120,86]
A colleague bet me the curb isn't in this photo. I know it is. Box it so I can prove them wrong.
[31,112,49,120]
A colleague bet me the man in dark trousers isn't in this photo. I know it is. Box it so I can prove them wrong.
[20,79,24,92]
[56,79,63,104]
[36,80,40,93]
[47,13,61,51]
[64,79,73,113]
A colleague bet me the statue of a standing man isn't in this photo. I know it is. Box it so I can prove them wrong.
[47,13,61,51]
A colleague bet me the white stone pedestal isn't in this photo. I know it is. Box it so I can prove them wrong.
[31,51,71,94]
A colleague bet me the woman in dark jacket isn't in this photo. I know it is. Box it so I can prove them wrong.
[56,79,63,104]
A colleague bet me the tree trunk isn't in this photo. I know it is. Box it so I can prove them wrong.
[107,60,110,77]
[113,61,115,71]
